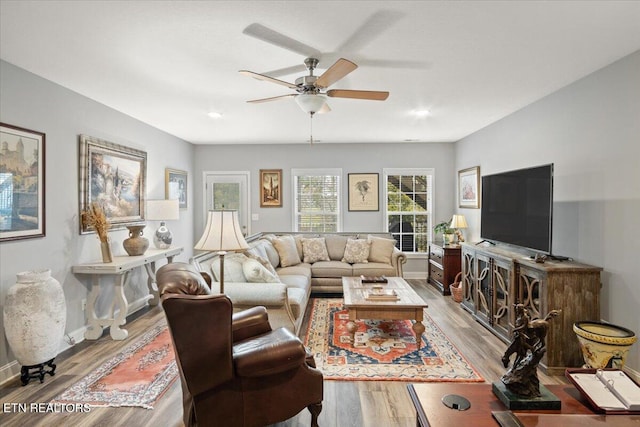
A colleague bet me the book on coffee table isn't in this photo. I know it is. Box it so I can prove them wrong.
[365,288,398,301]
[360,275,388,283]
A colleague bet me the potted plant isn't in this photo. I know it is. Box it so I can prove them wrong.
[434,219,455,244]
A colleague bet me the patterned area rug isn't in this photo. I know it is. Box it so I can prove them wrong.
[51,323,178,409]
[304,299,484,382]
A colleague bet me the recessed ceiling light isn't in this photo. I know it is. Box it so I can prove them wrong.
[207,112,223,119]
[413,110,430,117]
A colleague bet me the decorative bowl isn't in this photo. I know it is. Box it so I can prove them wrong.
[573,321,637,369]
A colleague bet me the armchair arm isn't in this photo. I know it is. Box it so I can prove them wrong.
[223,282,288,307]
[233,327,307,377]
[232,306,272,343]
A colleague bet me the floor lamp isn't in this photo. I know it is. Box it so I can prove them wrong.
[194,210,248,294]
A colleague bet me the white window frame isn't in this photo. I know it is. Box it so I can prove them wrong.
[382,168,434,254]
[291,168,342,232]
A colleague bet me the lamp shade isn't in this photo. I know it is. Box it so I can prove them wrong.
[194,210,249,252]
[147,199,179,221]
[450,214,468,229]
[295,94,328,114]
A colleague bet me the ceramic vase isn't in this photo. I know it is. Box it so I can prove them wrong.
[123,224,149,256]
[3,269,67,367]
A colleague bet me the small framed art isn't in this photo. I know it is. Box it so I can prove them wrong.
[260,169,282,207]
[458,166,480,209]
[165,168,188,209]
[348,173,379,211]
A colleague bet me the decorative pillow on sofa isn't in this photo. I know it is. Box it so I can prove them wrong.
[301,237,330,263]
[272,235,302,267]
[243,251,279,277]
[342,238,371,264]
[368,235,396,264]
[242,258,280,283]
[210,253,248,282]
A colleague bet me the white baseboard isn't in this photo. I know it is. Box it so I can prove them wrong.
[0,296,151,386]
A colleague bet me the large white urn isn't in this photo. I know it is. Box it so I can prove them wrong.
[3,269,66,383]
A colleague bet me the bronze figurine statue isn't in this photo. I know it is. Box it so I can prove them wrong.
[500,304,561,397]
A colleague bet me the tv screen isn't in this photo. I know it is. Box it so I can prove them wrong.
[480,164,553,254]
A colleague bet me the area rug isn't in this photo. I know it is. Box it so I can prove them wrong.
[51,322,178,409]
[304,298,484,382]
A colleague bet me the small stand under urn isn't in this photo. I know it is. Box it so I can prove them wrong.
[3,269,66,385]
[123,224,149,256]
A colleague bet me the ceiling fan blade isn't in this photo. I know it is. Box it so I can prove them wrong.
[247,94,296,104]
[239,70,298,89]
[263,64,308,78]
[242,23,322,58]
[316,58,358,88]
[327,89,389,101]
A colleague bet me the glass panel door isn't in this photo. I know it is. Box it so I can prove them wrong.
[205,172,250,236]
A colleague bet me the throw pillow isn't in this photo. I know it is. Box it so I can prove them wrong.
[242,258,280,283]
[301,237,330,263]
[210,252,248,282]
[342,238,371,264]
[368,235,396,264]
[272,235,302,267]
[243,251,279,277]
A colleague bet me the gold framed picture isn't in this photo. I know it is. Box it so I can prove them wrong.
[260,169,282,207]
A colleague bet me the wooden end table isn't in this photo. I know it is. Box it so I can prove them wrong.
[342,276,428,346]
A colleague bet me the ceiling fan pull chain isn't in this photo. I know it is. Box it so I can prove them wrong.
[309,112,314,144]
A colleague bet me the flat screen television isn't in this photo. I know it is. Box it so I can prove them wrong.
[480,164,554,254]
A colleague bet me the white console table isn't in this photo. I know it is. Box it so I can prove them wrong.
[72,246,183,340]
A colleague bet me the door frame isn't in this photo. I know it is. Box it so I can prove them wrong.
[202,170,251,236]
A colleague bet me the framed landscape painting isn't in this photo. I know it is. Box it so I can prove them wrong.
[0,123,46,242]
[260,169,282,207]
[165,168,188,209]
[348,173,379,211]
[79,135,147,233]
[458,166,480,209]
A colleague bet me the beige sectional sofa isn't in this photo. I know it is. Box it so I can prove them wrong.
[190,232,406,334]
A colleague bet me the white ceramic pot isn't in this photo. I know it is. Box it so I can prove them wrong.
[3,269,67,366]
[573,321,637,369]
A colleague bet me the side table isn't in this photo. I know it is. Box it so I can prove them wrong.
[427,242,461,295]
[72,246,183,340]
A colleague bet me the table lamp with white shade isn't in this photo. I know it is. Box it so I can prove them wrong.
[147,199,180,249]
[450,214,468,243]
[194,210,249,294]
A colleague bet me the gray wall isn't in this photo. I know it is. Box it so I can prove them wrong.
[454,51,640,371]
[194,142,456,274]
[0,60,195,380]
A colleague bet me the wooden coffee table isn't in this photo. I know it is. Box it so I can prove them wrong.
[342,276,428,346]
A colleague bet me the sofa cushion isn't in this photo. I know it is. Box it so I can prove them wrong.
[294,234,318,258]
[278,274,309,291]
[368,235,397,264]
[277,263,312,280]
[261,240,280,269]
[243,251,278,277]
[211,252,248,282]
[301,237,330,263]
[324,234,350,261]
[352,262,397,277]
[342,238,371,264]
[272,235,302,267]
[242,258,280,283]
[311,261,353,278]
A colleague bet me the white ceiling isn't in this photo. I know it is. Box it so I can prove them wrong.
[1,1,639,145]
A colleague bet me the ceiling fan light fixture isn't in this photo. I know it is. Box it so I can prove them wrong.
[295,94,328,114]
[207,111,223,119]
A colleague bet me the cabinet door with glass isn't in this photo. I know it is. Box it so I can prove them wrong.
[474,252,492,328]
[461,246,477,314]
[491,256,513,340]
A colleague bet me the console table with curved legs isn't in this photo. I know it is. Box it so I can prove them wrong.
[72,246,183,340]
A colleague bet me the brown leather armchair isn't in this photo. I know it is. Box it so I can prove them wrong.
[157,262,323,427]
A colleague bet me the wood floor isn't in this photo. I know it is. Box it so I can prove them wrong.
[0,279,568,427]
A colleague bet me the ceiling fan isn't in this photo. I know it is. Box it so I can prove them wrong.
[239,57,389,116]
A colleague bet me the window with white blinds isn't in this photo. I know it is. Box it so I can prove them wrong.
[383,168,434,253]
[292,168,341,232]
